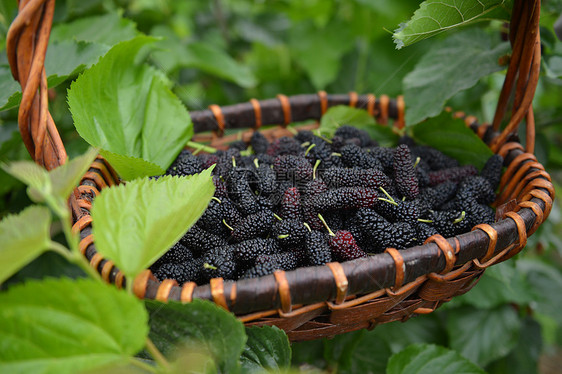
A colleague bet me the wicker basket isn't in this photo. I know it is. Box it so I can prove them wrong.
[7,0,554,342]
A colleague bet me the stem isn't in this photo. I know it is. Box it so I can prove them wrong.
[304,143,316,156]
[417,218,433,223]
[313,159,321,179]
[301,141,311,148]
[318,214,335,237]
[129,358,158,373]
[378,187,395,203]
[287,126,298,135]
[222,219,234,231]
[413,157,421,169]
[453,211,466,224]
[186,141,217,154]
[253,158,260,169]
[303,222,312,232]
[145,337,171,371]
[277,234,289,239]
[49,241,103,281]
[273,213,283,221]
[211,197,221,203]
[231,156,236,168]
[331,152,341,157]
[378,197,398,206]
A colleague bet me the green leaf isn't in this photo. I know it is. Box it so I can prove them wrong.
[487,317,542,374]
[98,150,164,181]
[371,314,448,354]
[50,12,139,46]
[91,170,214,280]
[1,160,51,202]
[341,331,393,374]
[318,106,376,137]
[411,112,493,170]
[393,0,508,49]
[68,36,193,180]
[150,27,257,88]
[0,278,148,374]
[447,305,521,367]
[145,299,246,374]
[403,28,510,125]
[45,40,110,87]
[323,330,365,369]
[0,206,51,284]
[289,21,354,90]
[454,261,534,309]
[241,326,291,373]
[386,344,485,374]
[517,259,562,325]
[0,66,22,111]
[50,147,99,200]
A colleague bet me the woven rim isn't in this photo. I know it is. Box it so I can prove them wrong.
[7,0,552,341]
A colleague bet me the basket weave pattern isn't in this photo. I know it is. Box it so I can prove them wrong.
[7,0,554,341]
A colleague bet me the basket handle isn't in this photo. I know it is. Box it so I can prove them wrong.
[6,0,540,169]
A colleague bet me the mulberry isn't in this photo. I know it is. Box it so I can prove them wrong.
[329,230,368,261]
[166,149,203,176]
[231,209,276,241]
[305,231,332,266]
[393,144,419,200]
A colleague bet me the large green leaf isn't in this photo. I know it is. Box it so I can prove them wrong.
[68,36,193,180]
[45,40,110,87]
[289,21,354,90]
[371,314,447,354]
[145,299,246,374]
[91,170,214,280]
[387,344,485,374]
[446,305,521,367]
[411,112,494,170]
[487,317,543,374]
[341,331,393,374]
[0,66,22,111]
[0,278,148,374]
[403,28,509,125]
[49,12,139,46]
[454,261,534,309]
[0,206,51,284]
[241,326,291,373]
[98,150,164,181]
[150,26,257,88]
[393,0,509,49]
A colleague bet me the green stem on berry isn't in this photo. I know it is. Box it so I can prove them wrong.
[453,211,466,224]
[413,156,421,169]
[402,196,406,201]
[186,141,217,154]
[253,158,259,168]
[314,131,333,144]
[378,187,395,203]
[417,218,433,223]
[318,213,335,237]
[203,263,217,270]
[240,146,253,156]
[303,222,312,232]
[378,197,398,206]
[331,152,341,157]
[277,234,289,239]
[211,197,221,203]
[313,159,321,179]
[231,156,237,167]
[304,143,316,156]
[222,219,234,231]
[301,141,311,148]
[274,213,283,221]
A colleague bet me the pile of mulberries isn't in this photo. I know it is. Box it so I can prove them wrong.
[150,127,503,286]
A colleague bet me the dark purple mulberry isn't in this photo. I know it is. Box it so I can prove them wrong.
[393,144,419,200]
[329,230,368,261]
[428,165,478,186]
[231,209,276,242]
[166,149,203,176]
